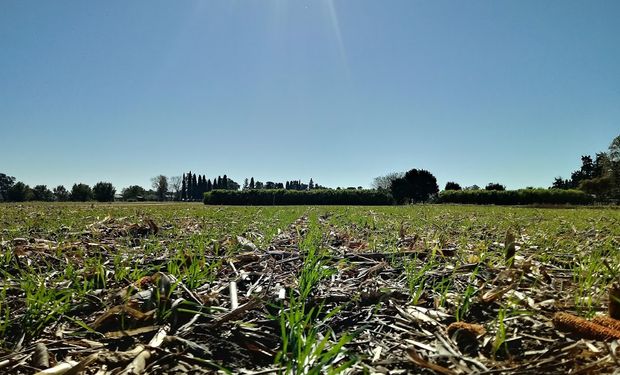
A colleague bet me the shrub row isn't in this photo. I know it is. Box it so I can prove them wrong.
[437,188,594,205]
[204,189,394,205]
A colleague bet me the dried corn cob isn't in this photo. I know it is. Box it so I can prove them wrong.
[553,312,620,341]
[592,315,620,332]
[447,321,486,337]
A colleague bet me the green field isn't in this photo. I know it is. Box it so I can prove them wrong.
[1,203,619,374]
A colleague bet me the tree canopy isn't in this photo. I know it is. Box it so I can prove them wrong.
[444,182,462,191]
[93,182,116,202]
[390,168,439,203]
[0,173,16,201]
[71,183,93,201]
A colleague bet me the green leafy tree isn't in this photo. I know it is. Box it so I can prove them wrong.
[444,182,462,191]
[551,177,571,190]
[607,135,620,198]
[227,178,240,190]
[0,173,16,201]
[390,169,439,203]
[191,174,198,199]
[485,183,506,191]
[186,172,193,200]
[122,185,146,201]
[93,182,116,202]
[70,183,93,201]
[609,135,620,163]
[593,152,611,179]
[579,176,613,197]
[7,182,31,202]
[53,185,69,201]
[151,175,168,201]
[31,185,54,201]
[372,172,404,191]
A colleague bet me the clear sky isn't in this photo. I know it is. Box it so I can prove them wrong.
[1,0,619,191]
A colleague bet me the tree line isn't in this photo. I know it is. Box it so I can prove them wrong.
[180,172,240,201]
[0,179,118,202]
[0,170,324,203]
[550,136,620,200]
[240,177,327,191]
[1,134,618,204]
[369,134,619,204]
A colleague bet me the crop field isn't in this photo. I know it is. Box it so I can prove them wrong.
[1,203,619,374]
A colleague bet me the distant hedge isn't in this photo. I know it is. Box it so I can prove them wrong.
[437,188,594,205]
[204,189,394,205]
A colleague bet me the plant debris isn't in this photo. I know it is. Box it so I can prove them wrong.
[0,204,619,374]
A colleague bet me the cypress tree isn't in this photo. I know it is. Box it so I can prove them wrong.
[192,174,198,200]
[223,175,228,190]
[181,173,186,201]
[187,172,193,200]
[250,177,255,189]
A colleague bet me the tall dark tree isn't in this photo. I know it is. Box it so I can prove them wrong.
[227,178,240,190]
[444,182,462,191]
[485,183,505,191]
[222,175,228,189]
[122,185,147,201]
[53,185,69,202]
[570,155,595,186]
[32,185,54,201]
[250,177,255,189]
[187,172,193,200]
[70,183,93,201]
[7,182,31,202]
[207,179,212,192]
[93,182,116,202]
[151,175,168,201]
[390,169,439,203]
[552,177,572,190]
[181,173,187,200]
[593,152,611,179]
[390,178,411,204]
[0,173,16,201]
[192,174,198,199]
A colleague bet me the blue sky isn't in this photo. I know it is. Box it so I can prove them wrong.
[1,0,619,190]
